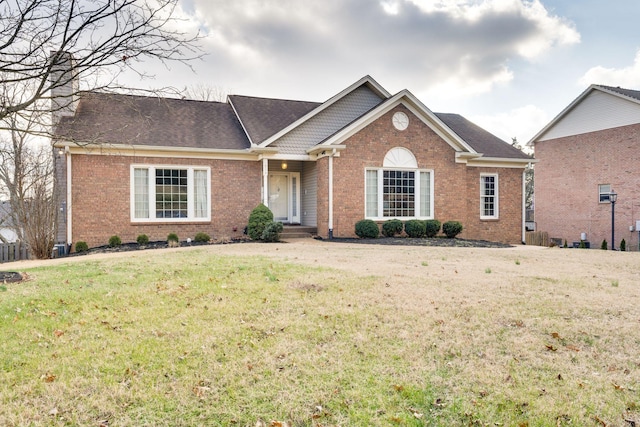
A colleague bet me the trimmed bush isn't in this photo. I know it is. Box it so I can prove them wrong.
[355,219,379,239]
[601,239,607,250]
[194,232,211,243]
[261,221,284,242]
[248,204,274,241]
[382,219,403,237]
[108,235,122,247]
[424,219,441,238]
[167,233,179,247]
[75,241,89,253]
[137,234,149,245]
[442,221,463,238]
[404,219,426,238]
[620,239,626,252]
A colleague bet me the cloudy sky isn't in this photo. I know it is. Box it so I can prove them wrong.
[132,0,640,144]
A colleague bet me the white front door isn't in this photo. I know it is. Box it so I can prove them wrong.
[268,173,300,223]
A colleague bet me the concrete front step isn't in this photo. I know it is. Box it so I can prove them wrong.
[281,226,317,239]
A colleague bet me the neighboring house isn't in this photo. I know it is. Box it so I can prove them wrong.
[529,84,640,250]
[0,201,18,243]
[52,65,532,249]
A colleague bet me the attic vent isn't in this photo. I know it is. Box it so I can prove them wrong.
[383,147,417,168]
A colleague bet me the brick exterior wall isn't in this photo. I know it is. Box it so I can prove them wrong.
[69,154,261,248]
[534,123,640,250]
[315,105,524,244]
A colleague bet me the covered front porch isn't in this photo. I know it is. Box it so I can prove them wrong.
[260,159,318,227]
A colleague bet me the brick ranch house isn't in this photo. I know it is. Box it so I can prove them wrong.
[529,84,640,250]
[52,70,532,250]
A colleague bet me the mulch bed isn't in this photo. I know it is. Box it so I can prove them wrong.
[0,271,23,283]
[327,236,513,248]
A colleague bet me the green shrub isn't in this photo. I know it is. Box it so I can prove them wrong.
[424,219,441,238]
[167,233,179,243]
[579,240,586,249]
[601,239,607,250]
[620,239,626,252]
[194,232,210,243]
[247,204,274,241]
[137,234,149,245]
[355,219,379,238]
[563,239,568,248]
[108,235,122,247]
[75,241,89,253]
[381,219,403,237]
[261,221,284,242]
[404,219,426,238]
[442,221,463,238]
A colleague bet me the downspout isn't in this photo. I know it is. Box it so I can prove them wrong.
[262,158,269,206]
[328,151,334,239]
[522,164,528,244]
[66,147,72,250]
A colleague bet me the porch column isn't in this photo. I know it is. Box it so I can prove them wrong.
[262,158,269,206]
[66,147,72,247]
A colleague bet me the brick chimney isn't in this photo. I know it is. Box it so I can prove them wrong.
[50,51,79,124]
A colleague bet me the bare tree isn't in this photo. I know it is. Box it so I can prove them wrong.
[1,0,201,133]
[0,112,56,258]
[181,83,230,102]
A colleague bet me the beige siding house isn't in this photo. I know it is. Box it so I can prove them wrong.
[52,71,532,250]
[530,84,640,250]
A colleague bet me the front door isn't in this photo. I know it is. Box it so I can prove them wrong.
[268,173,300,223]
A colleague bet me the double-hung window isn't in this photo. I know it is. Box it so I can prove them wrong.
[598,184,611,203]
[480,174,498,219]
[131,165,210,222]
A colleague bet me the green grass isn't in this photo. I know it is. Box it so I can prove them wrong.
[1,248,639,426]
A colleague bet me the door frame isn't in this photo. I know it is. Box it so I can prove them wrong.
[268,172,300,224]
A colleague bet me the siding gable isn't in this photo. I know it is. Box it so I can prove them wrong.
[270,85,384,155]
[539,90,640,141]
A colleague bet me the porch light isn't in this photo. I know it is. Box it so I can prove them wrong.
[281,161,288,170]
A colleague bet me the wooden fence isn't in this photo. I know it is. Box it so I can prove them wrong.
[525,231,549,247]
[0,242,30,263]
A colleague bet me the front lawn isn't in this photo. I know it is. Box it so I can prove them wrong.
[1,246,639,426]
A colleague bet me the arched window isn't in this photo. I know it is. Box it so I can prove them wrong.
[365,148,433,219]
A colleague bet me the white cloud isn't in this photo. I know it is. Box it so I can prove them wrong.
[470,104,549,144]
[176,0,580,99]
[579,49,640,88]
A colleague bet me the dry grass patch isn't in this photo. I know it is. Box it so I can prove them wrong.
[1,244,639,426]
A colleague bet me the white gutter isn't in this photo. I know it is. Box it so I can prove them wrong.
[328,153,334,238]
[66,147,72,247]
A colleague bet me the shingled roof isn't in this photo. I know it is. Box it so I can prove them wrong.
[597,85,640,102]
[229,95,320,144]
[435,113,531,159]
[55,93,251,150]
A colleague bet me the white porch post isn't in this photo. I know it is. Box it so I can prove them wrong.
[328,152,334,239]
[262,158,269,206]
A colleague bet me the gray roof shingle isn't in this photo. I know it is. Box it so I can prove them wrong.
[597,85,640,101]
[229,95,320,144]
[55,93,251,150]
[435,113,531,159]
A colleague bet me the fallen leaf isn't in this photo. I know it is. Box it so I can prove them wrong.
[565,344,580,352]
[42,373,56,382]
[54,330,64,337]
[545,344,557,351]
[551,332,561,339]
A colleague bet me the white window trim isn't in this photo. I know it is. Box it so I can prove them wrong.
[130,164,211,223]
[480,173,499,220]
[364,167,435,220]
[598,184,611,203]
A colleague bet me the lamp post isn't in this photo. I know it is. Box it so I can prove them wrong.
[610,190,617,250]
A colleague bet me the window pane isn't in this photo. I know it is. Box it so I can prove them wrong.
[383,170,415,217]
[481,176,496,217]
[134,168,149,219]
[194,170,208,218]
[155,168,188,218]
[599,184,611,202]
[365,170,378,217]
[420,171,430,217]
